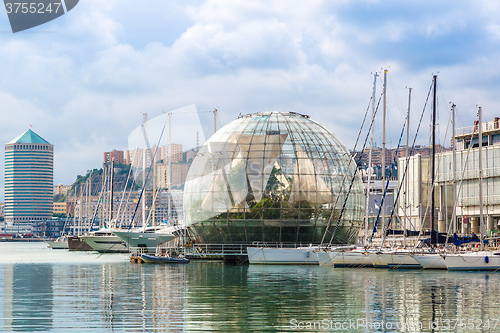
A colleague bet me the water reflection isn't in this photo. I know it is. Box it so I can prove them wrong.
[2,264,53,332]
[50,263,188,332]
[0,253,500,332]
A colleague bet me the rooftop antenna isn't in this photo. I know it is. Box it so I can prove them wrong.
[213,108,218,134]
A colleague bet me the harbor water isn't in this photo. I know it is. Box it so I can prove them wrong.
[1,242,500,332]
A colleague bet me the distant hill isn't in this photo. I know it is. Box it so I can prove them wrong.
[65,164,139,200]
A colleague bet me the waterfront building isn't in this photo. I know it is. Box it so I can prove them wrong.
[53,202,67,216]
[150,190,181,225]
[185,149,197,163]
[398,117,500,236]
[103,149,125,165]
[184,111,364,244]
[125,150,131,165]
[128,144,184,170]
[4,129,54,227]
[353,144,449,179]
[32,217,69,237]
[361,179,398,238]
[159,144,183,163]
[53,184,70,196]
[171,163,190,188]
[127,148,151,170]
[156,162,190,189]
[168,189,183,222]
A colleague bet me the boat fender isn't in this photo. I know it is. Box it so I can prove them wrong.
[306,251,310,258]
[485,256,489,263]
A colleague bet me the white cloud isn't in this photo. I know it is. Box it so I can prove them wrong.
[0,0,499,200]
[64,0,124,46]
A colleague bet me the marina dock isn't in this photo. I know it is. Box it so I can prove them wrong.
[130,243,254,263]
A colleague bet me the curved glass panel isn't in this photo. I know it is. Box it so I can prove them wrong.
[184,112,364,244]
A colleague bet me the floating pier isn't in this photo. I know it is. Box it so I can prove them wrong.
[130,255,144,263]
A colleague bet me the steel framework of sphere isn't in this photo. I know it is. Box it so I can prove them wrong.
[183,111,364,244]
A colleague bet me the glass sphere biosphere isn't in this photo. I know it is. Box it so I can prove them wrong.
[183,112,364,244]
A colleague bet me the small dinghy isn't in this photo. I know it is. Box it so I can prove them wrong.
[141,253,190,264]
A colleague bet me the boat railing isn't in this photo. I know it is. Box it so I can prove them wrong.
[249,242,321,248]
[157,243,324,257]
[184,243,253,256]
[133,242,354,259]
[129,247,150,256]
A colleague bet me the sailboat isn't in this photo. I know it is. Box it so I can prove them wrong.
[443,251,500,270]
[367,74,444,270]
[327,247,375,267]
[247,246,320,265]
[315,72,382,268]
[411,100,458,270]
[114,113,178,254]
[376,249,421,268]
[326,72,380,269]
[68,173,95,251]
[80,161,129,253]
[442,106,500,270]
[411,252,447,269]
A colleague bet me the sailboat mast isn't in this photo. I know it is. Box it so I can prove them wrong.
[479,106,484,250]
[78,189,83,236]
[142,113,147,227]
[70,190,75,236]
[152,146,156,227]
[382,69,387,233]
[404,87,412,248]
[87,174,91,232]
[365,72,377,245]
[168,112,172,224]
[452,104,457,235]
[431,75,437,245]
[110,158,114,225]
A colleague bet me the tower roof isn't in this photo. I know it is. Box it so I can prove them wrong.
[8,129,50,144]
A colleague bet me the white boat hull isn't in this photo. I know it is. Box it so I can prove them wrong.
[411,253,447,269]
[444,252,500,270]
[247,247,319,265]
[329,250,373,268]
[379,252,421,269]
[316,250,334,267]
[367,252,388,267]
[80,235,128,253]
[113,231,175,253]
[46,240,69,249]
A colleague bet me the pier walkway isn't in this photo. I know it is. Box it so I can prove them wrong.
[131,243,324,263]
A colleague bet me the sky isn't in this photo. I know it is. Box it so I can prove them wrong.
[1,0,500,200]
